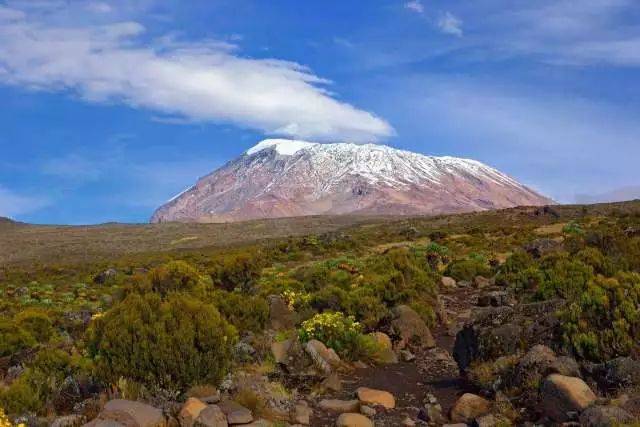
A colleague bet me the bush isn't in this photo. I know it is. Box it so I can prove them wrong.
[561,273,640,361]
[445,258,491,282]
[537,258,594,301]
[147,260,209,296]
[15,309,53,343]
[298,312,371,360]
[0,319,36,358]
[87,292,237,392]
[210,290,269,333]
[210,251,265,292]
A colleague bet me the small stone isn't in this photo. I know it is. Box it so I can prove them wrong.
[319,399,360,414]
[359,406,376,417]
[450,393,491,424]
[356,387,396,409]
[474,413,496,427]
[218,401,253,425]
[293,401,312,425]
[336,413,373,427]
[51,415,85,427]
[441,276,457,289]
[321,373,342,392]
[579,405,634,427]
[401,417,416,426]
[400,350,415,362]
[180,398,208,427]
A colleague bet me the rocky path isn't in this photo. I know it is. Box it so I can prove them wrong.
[311,286,479,426]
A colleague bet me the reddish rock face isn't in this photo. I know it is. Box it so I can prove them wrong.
[151,139,552,223]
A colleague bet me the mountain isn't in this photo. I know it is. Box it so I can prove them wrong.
[575,186,640,204]
[151,139,552,223]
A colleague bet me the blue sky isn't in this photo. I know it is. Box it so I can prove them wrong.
[0,0,639,224]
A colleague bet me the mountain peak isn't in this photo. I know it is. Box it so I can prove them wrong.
[152,140,552,223]
[246,138,319,156]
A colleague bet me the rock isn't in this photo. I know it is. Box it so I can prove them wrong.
[477,291,510,307]
[234,342,256,363]
[217,401,253,425]
[450,393,491,424]
[293,401,312,425]
[390,305,436,350]
[52,415,85,427]
[473,414,496,427]
[541,374,597,422]
[524,238,561,258]
[578,405,634,427]
[356,387,395,409]
[318,399,360,414]
[194,405,227,427]
[268,295,295,330]
[370,332,398,364]
[473,276,491,289]
[336,413,373,427]
[305,339,341,375]
[453,300,565,371]
[179,398,208,427]
[423,404,446,424]
[514,344,557,388]
[271,339,293,365]
[441,276,457,289]
[551,356,581,378]
[320,373,342,392]
[593,357,640,392]
[359,406,376,417]
[400,350,415,362]
[401,417,416,426]
[94,268,117,284]
[241,421,272,427]
[85,400,165,427]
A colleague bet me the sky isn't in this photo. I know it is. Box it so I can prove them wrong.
[0,0,639,224]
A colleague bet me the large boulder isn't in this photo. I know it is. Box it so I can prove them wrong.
[194,405,227,427]
[356,387,395,409]
[540,374,597,422]
[268,295,295,330]
[336,413,373,427]
[449,393,491,424]
[390,305,435,350]
[453,300,565,372]
[217,401,252,425]
[369,332,398,364]
[84,400,165,427]
[513,345,557,389]
[305,339,342,375]
[578,405,634,427]
[179,398,208,427]
[591,357,640,392]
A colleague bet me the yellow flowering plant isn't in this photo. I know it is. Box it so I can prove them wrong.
[298,311,365,358]
[0,408,25,427]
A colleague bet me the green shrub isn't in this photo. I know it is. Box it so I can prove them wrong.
[87,292,237,392]
[561,273,640,361]
[147,260,209,296]
[445,258,491,282]
[495,250,534,286]
[15,309,53,343]
[537,258,594,301]
[0,319,36,358]
[210,251,265,292]
[211,290,269,333]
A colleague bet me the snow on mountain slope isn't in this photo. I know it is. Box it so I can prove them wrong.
[151,139,552,223]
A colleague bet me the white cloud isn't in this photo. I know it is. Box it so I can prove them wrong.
[0,6,393,142]
[438,12,463,37]
[86,2,113,14]
[0,186,48,218]
[405,1,424,14]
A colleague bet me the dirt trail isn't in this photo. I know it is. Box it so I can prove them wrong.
[311,286,479,426]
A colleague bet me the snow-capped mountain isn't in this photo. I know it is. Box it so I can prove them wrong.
[151,139,552,223]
